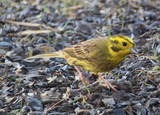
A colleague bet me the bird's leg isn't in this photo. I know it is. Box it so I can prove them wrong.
[98,74,117,91]
[74,66,90,86]
[89,77,101,86]
[89,74,117,91]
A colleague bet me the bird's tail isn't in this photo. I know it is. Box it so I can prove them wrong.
[26,51,64,59]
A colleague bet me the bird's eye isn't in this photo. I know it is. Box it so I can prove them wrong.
[122,42,127,46]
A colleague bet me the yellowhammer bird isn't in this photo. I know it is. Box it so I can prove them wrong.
[27,35,135,91]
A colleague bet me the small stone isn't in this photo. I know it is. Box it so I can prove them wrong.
[127,61,144,70]
[21,106,31,114]
[146,85,156,91]
[141,108,147,115]
[132,103,144,110]
[13,47,24,56]
[0,49,7,55]
[90,109,98,115]
[121,101,131,106]
[26,97,43,111]
[154,78,160,83]
[116,81,133,91]
[102,98,115,107]
[146,98,160,107]
[0,41,12,49]
[113,109,126,115]
[48,112,70,115]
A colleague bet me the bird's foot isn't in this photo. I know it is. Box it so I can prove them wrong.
[98,74,117,91]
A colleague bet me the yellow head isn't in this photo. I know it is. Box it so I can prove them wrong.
[107,35,135,59]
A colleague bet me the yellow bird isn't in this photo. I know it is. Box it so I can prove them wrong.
[27,35,135,91]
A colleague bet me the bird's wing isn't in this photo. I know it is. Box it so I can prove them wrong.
[63,38,105,60]
[63,41,100,60]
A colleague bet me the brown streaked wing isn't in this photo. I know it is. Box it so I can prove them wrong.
[63,42,97,60]
[63,37,109,60]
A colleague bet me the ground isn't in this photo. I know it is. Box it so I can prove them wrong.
[0,0,159,115]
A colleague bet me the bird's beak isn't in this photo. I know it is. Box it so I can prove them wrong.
[130,48,137,54]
